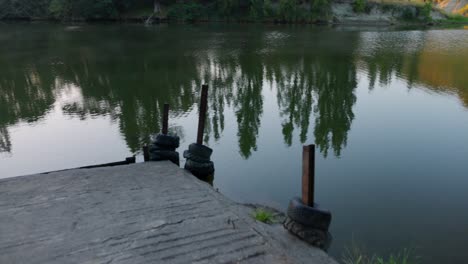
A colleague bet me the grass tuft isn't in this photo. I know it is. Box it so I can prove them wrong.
[252,208,275,223]
[342,242,419,264]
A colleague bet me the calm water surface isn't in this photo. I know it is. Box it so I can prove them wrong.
[1,23,468,263]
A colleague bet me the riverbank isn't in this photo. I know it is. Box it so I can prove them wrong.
[0,0,464,26]
[0,161,337,263]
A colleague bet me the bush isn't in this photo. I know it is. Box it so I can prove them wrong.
[48,0,69,19]
[401,6,416,20]
[278,0,298,21]
[380,3,394,12]
[167,2,205,21]
[263,0,276,18]
[419,2,432,22]
[311,0,330,19]
[48,0,118,20]
[217,0,240,17]
[353,0,367,13]
[249,0,264,20]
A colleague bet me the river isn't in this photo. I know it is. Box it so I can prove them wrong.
[1,23,468,263]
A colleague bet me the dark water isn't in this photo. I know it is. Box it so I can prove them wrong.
[1,23,468,263]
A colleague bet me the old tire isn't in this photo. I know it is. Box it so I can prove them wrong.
[183,150,210,163]
[148,143,175,152]
[149,150,180,165]
[283,216,332,251]
[184,159,214,175]
[188,143,212,160]
[287,197,331,231]
[153,134,180,148]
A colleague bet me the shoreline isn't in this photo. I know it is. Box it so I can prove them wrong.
[1,16,466,27]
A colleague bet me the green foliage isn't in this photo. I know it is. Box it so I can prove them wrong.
[278,0,299,21]
[263,0,276,18]
[0,0,50,19]
[167,2,205,21]
[311,0,330,20]
[380,3,391,12]
[353,0,367,13]
[48,0,118,19]
[446,13,468,22]
[401,6,417,20]
[217,0,240,17]
[249,0,264,20]
[252,209,274,223]
[48,0,69,19]
[419,2,432,22]
[0,0,454,23]
[1,0,143,20]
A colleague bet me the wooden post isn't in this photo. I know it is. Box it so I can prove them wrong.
[197,84,208,145]
[302,145,315,206]
[162,103,169,135]
[143,145,149,162]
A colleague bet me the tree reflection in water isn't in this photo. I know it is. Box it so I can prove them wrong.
[1,25,467,159]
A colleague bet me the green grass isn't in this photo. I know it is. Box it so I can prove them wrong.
[446,13,468,22]
[252,209,275,223]
[342,242,419,264]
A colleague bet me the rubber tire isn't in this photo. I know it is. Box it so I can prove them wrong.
[286,197,331,231]
[184,159,214,175]
[188,143,212,159]
[283,216,332,251]
[153,134,180,148]
[149,150,180,164]
[183,150,210,163]
[148,143,175,152]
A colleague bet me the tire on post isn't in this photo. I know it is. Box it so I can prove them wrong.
[184,143,214,179]
[283,197,332,251]
[184,159,214,175]
[283,216,332,251]
[153,134,180,149]
[286,197,331,231]
[147,133,180,165]
[188,143,212,160]
[183,150,210,163]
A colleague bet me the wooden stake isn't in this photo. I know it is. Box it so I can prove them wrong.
[162,103,169,135]
[143,145,149,162]
[197,85,208,145]
[302,145,315,206]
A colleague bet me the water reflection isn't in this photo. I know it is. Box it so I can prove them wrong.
[271,31,359,157]
[358,31,426,90]
[0,25,467,159]
[0,127,11,153]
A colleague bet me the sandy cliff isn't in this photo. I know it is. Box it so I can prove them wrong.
[435,0,468,15]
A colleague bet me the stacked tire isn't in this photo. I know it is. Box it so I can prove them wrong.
[283,197,332,251]
[148,134,180,166]
[183,143,214,178]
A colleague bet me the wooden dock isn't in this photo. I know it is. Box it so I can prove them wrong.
[0,161,337,264]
